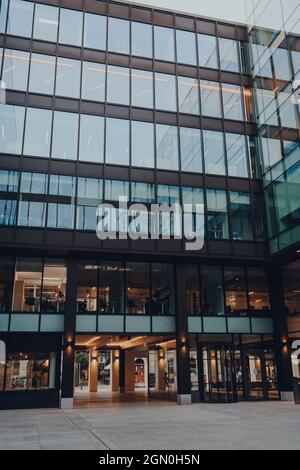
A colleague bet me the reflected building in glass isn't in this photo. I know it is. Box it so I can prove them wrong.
[0,0,298,409]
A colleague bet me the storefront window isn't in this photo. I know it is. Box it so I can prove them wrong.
[0,256,14,312]
[186,265,201,316]
[41,260,67,313]
[201,266,224,316]
[247,268,270,316]
[12,258,43,312]
[76,263,98,313]
[99,262,124,314]
[151,264,175,316]
[224,267,248,316]
[126,262,150,315]
[4,353,56,391]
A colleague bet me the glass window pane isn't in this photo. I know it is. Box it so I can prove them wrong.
[219,38,240,73]
[105,118,130,166]
[131,21,153,58]
[247,268,270,316]
[20,172,48,194]
[52,111,79,160]
[253,194,266,241]
[224,267,248,316]
[198,34,219,69]
[99,262,124,314]
[178,76,200,115]
[156,124,179,171]
[79,114,104,163]
[186,266,201,315]
[29,53,56,95]
[131,182,155,204]
[108,17,130,54]
[151,264,175,315]
[33,3,58,42]
[77,205,98,231]
[18,201,46,228]
[0,256,14,312]
[0,0,9,34]
[42,260,67,313]
[283,261,300,316]
[131,121,154,168]
[200,80,222,118]
[49,175,75,197]
[155,72,177,112]
[226,133,249,178]
[105,180,129,202]
[154,26,175,62]
[76,263,98,313]
[176,30,197,65]
[59,8,82,46]
[7,0,34,37]
[78,177,102,201]
[12,258,43,312]
[180,127,202,173]
[47,203,75,229]
[273,47,291,81]
[222,83,244,121]
[157,185,180,205]
[84,13,106,50]
[81,61,106,102]
[55,57,81,98]
[0,104,25,154]
[131,69,154,109]
[0,170,19,192]
[23,107,52,158]
[107,65,130,105]
[182,187,205,241]
[1,49,29,91]
[0,200,17,226]
[230,192,253,241]
[201,266,224,316]
[203,130,226,176]
[126,262,150,315]
[207,189,229,239]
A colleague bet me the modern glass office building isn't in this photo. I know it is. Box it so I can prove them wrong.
[0,0,298,409]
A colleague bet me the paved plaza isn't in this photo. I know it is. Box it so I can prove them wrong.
[0,400,299,450]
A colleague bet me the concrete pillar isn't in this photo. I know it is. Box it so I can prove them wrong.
[125,350,135,392]
[156,349,166,391]
[111,350,120,392]
[88,349,98,393]
[119,349,125,393]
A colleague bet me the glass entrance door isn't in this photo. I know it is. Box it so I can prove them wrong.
[244,353,264,400]
[202,345,237,403]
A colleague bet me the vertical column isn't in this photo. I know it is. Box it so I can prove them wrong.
[111,350,120,392]
[89,349,98,393]
[119,349,125,393]
[61,259,77,409]
[156,349,166,392]
[269,265,294,402]
[175,264,192,405]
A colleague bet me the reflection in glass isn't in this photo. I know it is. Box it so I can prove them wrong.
[99,262,124,314]
[178,76,200,115]
[84,13,107,50]
[207,189,229,239]
[47,203,75,229]
[247,268,270,316]
[49,175,75,197]
[186,266,201,315]
[7,0,34,38]
[55,57,81,98]
[224,267,248,316]
[131,69,154,109]
[201,266,224,316]
[180,127,202,173]
[81,61,106,102]
[106,118,130,166]
[41,260,67,312]
[203,130,226,175]
[198,34,218,69]
[200,80,222,118]
[79,114,104,163]
[0,200,17,226]
[154,26,175,62]
[20,172,48,195]
[156,124,179,171]
[222,83,244,121]
[230,192,253,241]
[23,107,52,157]
[33,4,58,42]
[107,65,130,105]
[29,53,56,95]
[0,104,25,155]
[108,17,130,55]
[18,201,46,228]
[76,263,98,313]
[151,264,175,315]
[131,121,154,168]
[59,8,83,47]
[52,111,79,160]
[4,353,55,391]
[155,72,177,112]
[1,49,29,91]
[226,133,249,178]
[0,170,19,192]
[176,30,197,65]
[131,21,153,58]
[219,38,240,73]
[126,262,150,315]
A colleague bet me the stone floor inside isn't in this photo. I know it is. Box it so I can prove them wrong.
[0,401,299,450]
